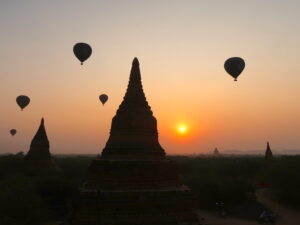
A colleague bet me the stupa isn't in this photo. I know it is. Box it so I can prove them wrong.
[264,142,273,164]
[70,58,200,225]
[24,118,60,175]
[213,148,220,156]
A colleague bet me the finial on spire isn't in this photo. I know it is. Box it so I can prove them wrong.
[41,118,44,125]
[132,57,139,65]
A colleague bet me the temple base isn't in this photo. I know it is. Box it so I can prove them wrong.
[70,186,200,225]
[87,158,180,190]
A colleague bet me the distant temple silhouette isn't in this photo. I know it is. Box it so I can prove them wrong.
[24,118,60,175]
[70,58,199,224]
[213,147,220,156]
[264,142,273,164]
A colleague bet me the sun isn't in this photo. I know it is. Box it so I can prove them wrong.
[177,125,188,135]
[179,127,186,132]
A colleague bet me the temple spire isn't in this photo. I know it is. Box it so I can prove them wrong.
[117,57,152,114]
[25,118,50,161]
[24,118,59,175]
[30,118,49,148]
[130,57,141,85]
[265,142,273,163]
[102,58,165,158]
[213,147,220,156]
[266,142,272,155]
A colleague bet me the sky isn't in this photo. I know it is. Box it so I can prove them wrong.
[0,0,300,155]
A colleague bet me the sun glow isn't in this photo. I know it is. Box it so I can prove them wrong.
[179,127,186,132]
[178,125,188,134]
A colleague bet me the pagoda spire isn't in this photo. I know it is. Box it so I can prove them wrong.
[117,57,152,114]
[30,118,49,148]
[213,147,220,156]
[102,58,165,159]
[24,118,59,175]
[25,118,50,160]
[265,142,273,163]
[265,142,272,156]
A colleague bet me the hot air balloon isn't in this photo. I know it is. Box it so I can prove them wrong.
[10,129,17,136]
[16,95,30,110]
[73,43,92,65]
[99,94,108,105]
[224,57,245,81]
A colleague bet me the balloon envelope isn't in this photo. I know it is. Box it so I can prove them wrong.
[10,129,17,136]
[16,95,30,110]
[99,94,108,105]
[73,43,92,65]
[224,57,245,81]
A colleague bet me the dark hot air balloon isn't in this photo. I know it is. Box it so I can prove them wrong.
[224,57,245,81]
[10,129,17,136]
[99,94,108,105]
[73,43,92,65]
[16,95,30,110]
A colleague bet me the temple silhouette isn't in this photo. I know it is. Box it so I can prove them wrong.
[213,147,220,156]
[70,58,200,224]
[265,142,273,165]
[24,118,60,175]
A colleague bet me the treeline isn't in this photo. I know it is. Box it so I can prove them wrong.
[0,154,92,225]
[0,154,299,224]
[172,155,300,212]
[257,155,300,208]
[173,156,262,207]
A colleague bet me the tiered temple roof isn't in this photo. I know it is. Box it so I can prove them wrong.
[70,58,200,225]
[102,58,165,159]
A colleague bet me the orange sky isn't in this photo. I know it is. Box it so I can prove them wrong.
[0,1,300,154]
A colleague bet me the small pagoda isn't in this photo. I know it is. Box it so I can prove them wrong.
[70,58,200,225]
[24,118,60,175]
[213,148,220,156]
[264,142,273,164]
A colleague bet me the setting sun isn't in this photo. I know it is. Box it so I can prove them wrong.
[178,125,188,134]
[179,127,186,132]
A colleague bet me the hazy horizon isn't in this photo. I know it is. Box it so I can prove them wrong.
[1,0,300,155]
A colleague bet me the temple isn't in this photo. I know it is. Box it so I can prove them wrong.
[24,118,60,175]
[70,58,200,225]
[265,142,273,164]
[213,148,220,156]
